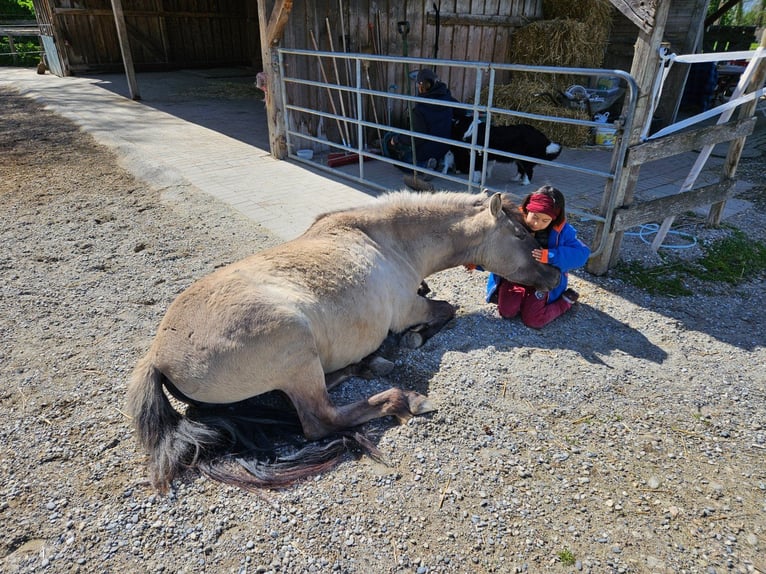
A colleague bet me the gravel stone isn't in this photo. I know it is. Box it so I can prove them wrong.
[2,89,766,573]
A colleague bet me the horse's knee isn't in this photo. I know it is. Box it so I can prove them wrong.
[400,299,455,348]
[400,329,424,349]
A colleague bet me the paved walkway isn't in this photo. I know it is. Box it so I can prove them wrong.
[1,67,376,241]
[2,66,764,241]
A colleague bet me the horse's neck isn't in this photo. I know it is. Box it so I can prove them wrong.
[370,211,480,275]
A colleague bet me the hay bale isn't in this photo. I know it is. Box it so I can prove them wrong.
[494,0,616,147]
[509,19,607,69]
[485,79,591,147]
[542,0,614,27]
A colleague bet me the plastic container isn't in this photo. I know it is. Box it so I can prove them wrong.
[296,149,313,160]
[594,126,617,146]
[593,112,616,147]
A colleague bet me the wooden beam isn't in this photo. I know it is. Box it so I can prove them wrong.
[426,13,529,27]
[265,0,292,44]
[257,0,293,159]
[612,179,737,232]
[653,0,709,127]
[110,0,140,100]
[51,8,242,18]
[587,0,671,275]
[608,0,657,35]
[625,117,756,166]
[704,0,742,27]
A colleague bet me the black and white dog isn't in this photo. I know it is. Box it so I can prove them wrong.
[449,116,561,185]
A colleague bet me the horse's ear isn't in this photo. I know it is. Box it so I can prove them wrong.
[489,193,504,218]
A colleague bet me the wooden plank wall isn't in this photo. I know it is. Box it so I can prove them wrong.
[279,1,543,147]
[604,0,710,78]
[48,0,256,73]
[282,1,542,101]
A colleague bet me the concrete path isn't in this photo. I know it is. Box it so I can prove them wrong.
[1,67,377,241]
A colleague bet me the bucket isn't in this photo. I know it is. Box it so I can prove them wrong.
[595,125,616,146]
[593,112,616,147]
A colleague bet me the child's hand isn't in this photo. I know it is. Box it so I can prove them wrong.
[463,263,477,272]
[531,249,544,261]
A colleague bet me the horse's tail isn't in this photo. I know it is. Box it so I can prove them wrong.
[127,356,383,492]
[126,355,222,492]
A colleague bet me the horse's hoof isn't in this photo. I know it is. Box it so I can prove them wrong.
[406,391,436,416]
[401,330,423,349]
[368,356,395,376]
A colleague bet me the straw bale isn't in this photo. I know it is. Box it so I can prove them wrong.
[492,0,616,147]
[485,79,591,147]
[509,19,607,69]
[542,0,614,27]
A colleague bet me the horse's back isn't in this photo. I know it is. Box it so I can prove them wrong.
[147,221,408,403]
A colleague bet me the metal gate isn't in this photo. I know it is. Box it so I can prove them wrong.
[277,48,639,258]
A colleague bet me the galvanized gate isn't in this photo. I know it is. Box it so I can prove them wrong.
[277,48,639,259]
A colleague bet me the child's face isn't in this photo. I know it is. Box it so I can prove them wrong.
[524,210,553,232]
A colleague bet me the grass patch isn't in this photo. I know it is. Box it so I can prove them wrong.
[558,548,576,566]
[613,229,766,296]
[688,230,766,283]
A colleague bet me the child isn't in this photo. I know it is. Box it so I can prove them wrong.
[482,185,590,329]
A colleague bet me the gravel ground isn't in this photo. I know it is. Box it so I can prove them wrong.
[1,88,765,574]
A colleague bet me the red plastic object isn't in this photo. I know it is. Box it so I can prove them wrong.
[327,153,368,167]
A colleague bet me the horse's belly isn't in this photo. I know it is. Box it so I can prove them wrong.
[151,246,412,401]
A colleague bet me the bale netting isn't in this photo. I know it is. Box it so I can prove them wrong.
[509,19,607,69]
[486,80,591,148]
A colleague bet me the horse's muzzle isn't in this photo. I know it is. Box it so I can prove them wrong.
[539,266,562,291]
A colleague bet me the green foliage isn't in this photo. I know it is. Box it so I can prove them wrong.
[614,259,694,296]
[707,0,765,26]
[0,38,41,66]
[613,229,766,297]
[0,0,35,18]
[558,548,576,567]
[1,1,39,67]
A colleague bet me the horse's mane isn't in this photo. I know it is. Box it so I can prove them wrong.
[311,190,521,226]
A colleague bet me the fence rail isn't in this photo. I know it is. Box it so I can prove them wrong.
[277,48,639,255]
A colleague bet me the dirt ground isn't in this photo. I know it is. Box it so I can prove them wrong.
[1,88,765,574]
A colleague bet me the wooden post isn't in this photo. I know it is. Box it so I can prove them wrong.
[110,0,140,100]
[653,0,709,127]
[707,29,766,224]
[586,0,672,275]
[257,0,293,159]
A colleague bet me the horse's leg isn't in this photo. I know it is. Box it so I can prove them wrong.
[324,353,395,391]
[284,360,434,440]
[400,298,455,349]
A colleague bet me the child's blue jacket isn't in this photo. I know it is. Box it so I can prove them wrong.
[485,220,590,303]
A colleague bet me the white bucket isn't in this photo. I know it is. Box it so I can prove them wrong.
[595,125,616,146]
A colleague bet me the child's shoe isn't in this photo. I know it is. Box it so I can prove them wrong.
[562,289,579,304]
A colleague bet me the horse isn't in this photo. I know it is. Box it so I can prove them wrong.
[127,191,561,492]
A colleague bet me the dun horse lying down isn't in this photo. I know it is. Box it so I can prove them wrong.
[128,191,560,492]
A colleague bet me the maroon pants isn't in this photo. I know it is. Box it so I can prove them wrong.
[496,280,571,329]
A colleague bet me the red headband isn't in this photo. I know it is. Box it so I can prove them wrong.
[526,194,559,219]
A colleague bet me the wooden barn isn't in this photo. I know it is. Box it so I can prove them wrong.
[31,0,765,272]
[31,1,760,152]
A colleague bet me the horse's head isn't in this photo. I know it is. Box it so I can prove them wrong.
[477,193,561,291]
